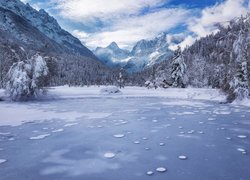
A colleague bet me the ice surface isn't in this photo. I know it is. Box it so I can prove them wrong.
[0,87,249,180]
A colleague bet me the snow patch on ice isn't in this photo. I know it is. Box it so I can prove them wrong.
[0,159,7,164]
[29,133,50,140]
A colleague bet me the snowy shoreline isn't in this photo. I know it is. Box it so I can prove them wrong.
[45,86,226,102]
[1,86,250,127]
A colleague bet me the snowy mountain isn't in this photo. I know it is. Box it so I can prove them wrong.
[94,42,130,67]
[94,33,173,72]
[0,0,95,58]
[0,0,118,87]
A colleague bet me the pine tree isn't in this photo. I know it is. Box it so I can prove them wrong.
[117,68,125,89]
[5,54,49,101]
[171,46,187,88]
[231,30,249,101]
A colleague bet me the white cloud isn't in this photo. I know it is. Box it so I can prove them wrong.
[72,30,90,45]
[167,33,196,51]
[170,0,250,50]
[188,0,249,37]
[54,0,250,49]
[72,8,190,49]
[52,0,165,22]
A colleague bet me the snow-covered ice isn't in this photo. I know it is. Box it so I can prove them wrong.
[0,86,250,180]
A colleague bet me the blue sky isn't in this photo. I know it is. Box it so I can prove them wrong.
[22,0,250,50]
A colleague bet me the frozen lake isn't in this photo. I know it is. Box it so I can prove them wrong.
[0,97,250,180]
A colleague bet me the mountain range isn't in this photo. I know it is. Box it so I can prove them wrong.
[94,33,174,72]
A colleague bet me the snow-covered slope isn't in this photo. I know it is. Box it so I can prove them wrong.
[0,0,95,58]
[0,0,119,87]
[94,42,130,67]
[94,34,173,72]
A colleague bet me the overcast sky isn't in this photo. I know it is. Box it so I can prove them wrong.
[21,0,250,50]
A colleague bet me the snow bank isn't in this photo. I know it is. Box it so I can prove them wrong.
[0,86,227,127]
[100,86,122,95]
[44,86,226,101]
[232,98,250,107]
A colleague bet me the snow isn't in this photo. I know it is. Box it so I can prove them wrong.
[100,86,122,95]
[178,155,188,160]
[52,129,64,133]
[113,134,125,138]
[44,86,226,101]
[0,159,7,164]
[0,86,227,127]
[146,171,154,175]
[29,134,50,140]
[0,93,250,180]
[156,167,167,173]
[103,152,116,159]
[237,135,247,139]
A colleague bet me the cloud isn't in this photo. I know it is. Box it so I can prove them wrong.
[52,0,165,22]
[188,0,250,37]
[72,8,190,49]
[53,0,250,50]
[169,0,250,50]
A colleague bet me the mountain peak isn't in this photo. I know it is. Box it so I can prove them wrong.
[107,42,119,49]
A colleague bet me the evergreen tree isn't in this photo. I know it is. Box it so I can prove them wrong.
[5,54,49,101]
[117,68,125,89]
[171,46,187,88]
[230,30,249,101]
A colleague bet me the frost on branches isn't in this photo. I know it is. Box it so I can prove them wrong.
[230,30,249,101]
[117,69,125,89]
[5,54,49,101]
[171,47,187,88]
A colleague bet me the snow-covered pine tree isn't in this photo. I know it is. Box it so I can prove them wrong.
[171,46,187,88]
[230,30,249,101]
[117,68,125,89]
[5,54,49,101]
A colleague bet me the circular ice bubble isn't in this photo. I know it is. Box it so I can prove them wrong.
[226,137,232,140]
[159,143,165,146]
[113,134,125,138]
[142,137,148,140]
[146,171,154,176]
[156,167,167,173]
[237,148,246,152]
[134,141,140,144]
[145,147,150,150]
[237,135,247,139]
[104,152,115,159]
[179,155,188,160]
